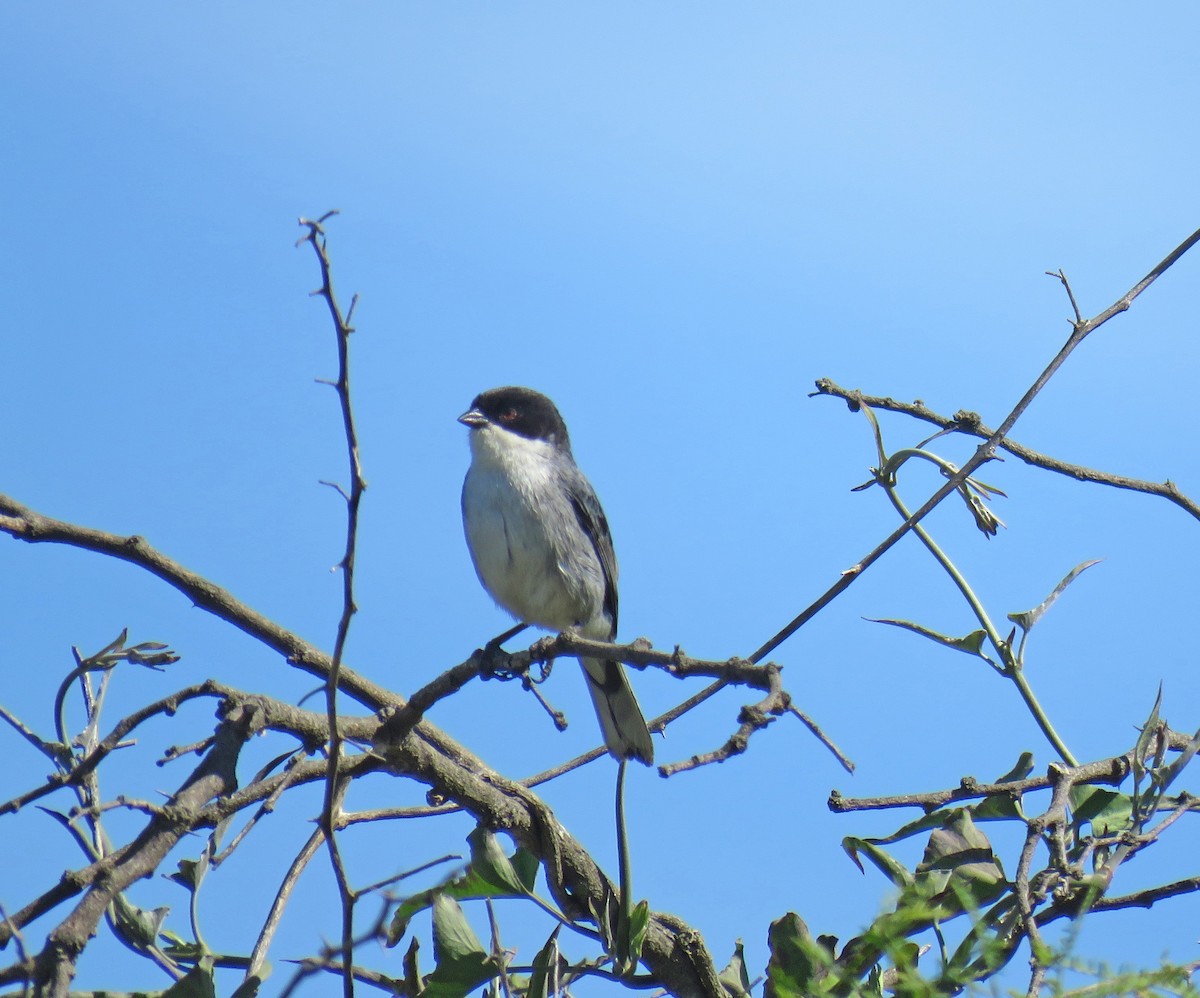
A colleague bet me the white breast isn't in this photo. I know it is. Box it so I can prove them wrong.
[462,427,603,632]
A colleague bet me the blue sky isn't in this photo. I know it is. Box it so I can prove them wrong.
[3,4,1200,994]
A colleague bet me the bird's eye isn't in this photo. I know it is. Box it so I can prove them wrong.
[499,408,518,423]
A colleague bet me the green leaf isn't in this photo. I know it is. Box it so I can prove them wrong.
[388,829,543,946]
[624,898,650,967]
[842,837,914,888]
[993,751,1035,783]
[431,893,487,963]
[764,913,833,998]
[421,955,499,998]
[403,936,422,997]
[867,618,989,658]
[1157,723,1200,789]
[110,899,171,951]
[860,402,888,470]
[1069,786,1133,836]
[160,958,217,998]
[914,810,1007,912]
[719,939,752,998]
[511,847,540,892]
[841,813,1009,980]
[971,793,1024,822]
[467,826,537,895]
[421,894,499,998]
[857,809,955,847]
[946,894,1021,975]
[918,810,1001,878]
[613,895,650,977]
[526,926,562,998]
[37,806,102,860]
[588,893,614,953]
[1133,686,1164,782]
[169,858,204,893]
[1007,559,1101,634]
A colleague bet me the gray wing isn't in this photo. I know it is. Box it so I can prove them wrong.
[563,466,653,764]
[563,468,618,637]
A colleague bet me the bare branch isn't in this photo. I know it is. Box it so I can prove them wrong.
[1056,876,1200,917]
[811,378,1200,522]
[298,210,366,998]
[244,826,325,986]
[828,754,1131,813]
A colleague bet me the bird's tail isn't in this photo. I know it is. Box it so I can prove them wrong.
[579,657,655,765]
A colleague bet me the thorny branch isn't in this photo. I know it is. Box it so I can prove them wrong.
[298,210,366,998]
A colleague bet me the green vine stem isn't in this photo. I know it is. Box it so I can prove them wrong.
[879,451,1078,767]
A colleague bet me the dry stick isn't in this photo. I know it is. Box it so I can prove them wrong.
[355,854,462,897]
[298,210,365,998]
[246,826,326,985]
[213,750,310,866]
[0,903,30,980]
[530,634,855,775]
[279,895,412,998]
[749,224,1200,670]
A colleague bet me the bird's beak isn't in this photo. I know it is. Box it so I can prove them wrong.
[458,408,488,429]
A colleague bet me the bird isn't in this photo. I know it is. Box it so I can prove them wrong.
[459,385,654,765]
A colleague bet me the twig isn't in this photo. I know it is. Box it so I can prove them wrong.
[69,796,165,819]
[298,211,367,998]
[786,706,854,774]
[0,705,67,766]
[244,826,326,986]
[486,898,515,998]
[355,854,460,897]
[1049,876,1200,917]
[159,737,217,764]
[811,378,1200,523]
[827,754,1129,813]
[0,902,29,981]
[212,750,309,866]
[658,668,790,777]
